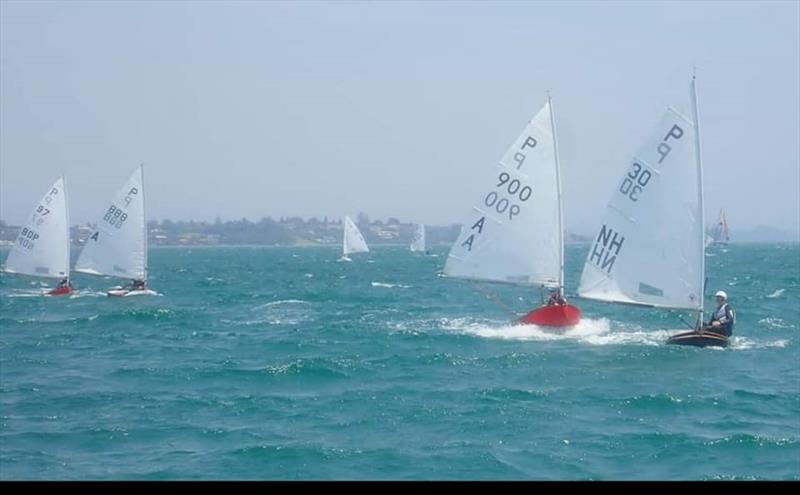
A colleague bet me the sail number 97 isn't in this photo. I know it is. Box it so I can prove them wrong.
[619,162,651,202]
[484,172,532,220]
[103,205,128,228]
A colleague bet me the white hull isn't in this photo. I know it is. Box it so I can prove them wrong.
[107,288,157,297]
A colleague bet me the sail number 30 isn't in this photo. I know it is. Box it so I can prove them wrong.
[484,172,531,220]
[619,162,651,202]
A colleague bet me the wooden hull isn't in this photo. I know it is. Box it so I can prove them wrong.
[666,330,730,348]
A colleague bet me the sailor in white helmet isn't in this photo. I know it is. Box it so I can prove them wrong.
[704,290,735,336]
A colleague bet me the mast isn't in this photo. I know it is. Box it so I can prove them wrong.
[690,72,706,328]
[548,92,565,295]
[342,217,346,255]
[62,175,70,281]
[141,163,148,282]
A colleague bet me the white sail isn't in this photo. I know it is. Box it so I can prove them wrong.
[578,83,704,311]
[410,223,426,252]
[75,165,147,280]
[342,216,369,255]
[4,176,70,280]
[443,100,562,287]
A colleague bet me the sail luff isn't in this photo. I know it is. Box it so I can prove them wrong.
[141,164,148,282]
[691,74,706,323]
[548,93,565,293]
[62,175,71,281]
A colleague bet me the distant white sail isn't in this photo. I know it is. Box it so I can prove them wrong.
[443,100,563,288]
[410,223,426,252]
[4,176,70,279]
[75,165,148,280]
[342,216,369,256]
[578,82,704,311]
[707,209,729,244]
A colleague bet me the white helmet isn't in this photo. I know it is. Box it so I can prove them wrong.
[715,290,727,299]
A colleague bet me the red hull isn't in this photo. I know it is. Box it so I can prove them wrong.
[518,304,581,327]
[48,287,73,297]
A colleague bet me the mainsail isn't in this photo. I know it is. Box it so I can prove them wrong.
[410,224,426,252]
[342,215,369,256]
[4,176,70,279]
[443,98,564,289]
[578,78,706,315]
[75,165,148,280]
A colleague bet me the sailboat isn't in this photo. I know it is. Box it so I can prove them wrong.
[3,176,73,296]
[410,223,426,253]
[75,165,156,296]
[340,215,369,261]
[443,96,581,327]
[706,209,730,246]
[577,75,727,347]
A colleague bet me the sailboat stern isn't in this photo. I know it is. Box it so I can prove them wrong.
[666,330,729,348]
[518,304,581,327]
[47,286,74,297]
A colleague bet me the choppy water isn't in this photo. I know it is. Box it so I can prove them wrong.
[1,243,798,479]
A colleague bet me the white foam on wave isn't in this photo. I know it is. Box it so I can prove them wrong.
[225,299,314,326]
[254,299,310,309]
[439,317,669,346]
[758,317,793,329]
[7,290,48,298]
[68,290,107,299]
[438,317,792,350]
[766,289,785,298]
[371,282,412,289]
[729,337,790,350]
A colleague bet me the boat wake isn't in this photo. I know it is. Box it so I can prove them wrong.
[438,317,791,349]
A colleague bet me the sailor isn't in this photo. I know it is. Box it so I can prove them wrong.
[704,290,735,336]
[56,277,73,290]
[547,289,567,306]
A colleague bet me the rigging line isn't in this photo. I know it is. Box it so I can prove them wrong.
[469,281,519,318]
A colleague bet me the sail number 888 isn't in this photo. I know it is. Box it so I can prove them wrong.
[103,205,128,229]
[484,172,532,220]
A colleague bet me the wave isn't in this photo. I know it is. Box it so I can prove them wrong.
[371,282,412,289]
[439,317,667,346]
[758,317,793,329]
[253,299,310,309]
[729,337,789,350]
[223,299,313,326]
[438,317,791,350]
[766,289,785,298]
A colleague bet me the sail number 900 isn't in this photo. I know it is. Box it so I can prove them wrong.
[103,205,128,229]
[484,172,532,220]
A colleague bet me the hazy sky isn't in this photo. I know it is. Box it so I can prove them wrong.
[1,0,798,237]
